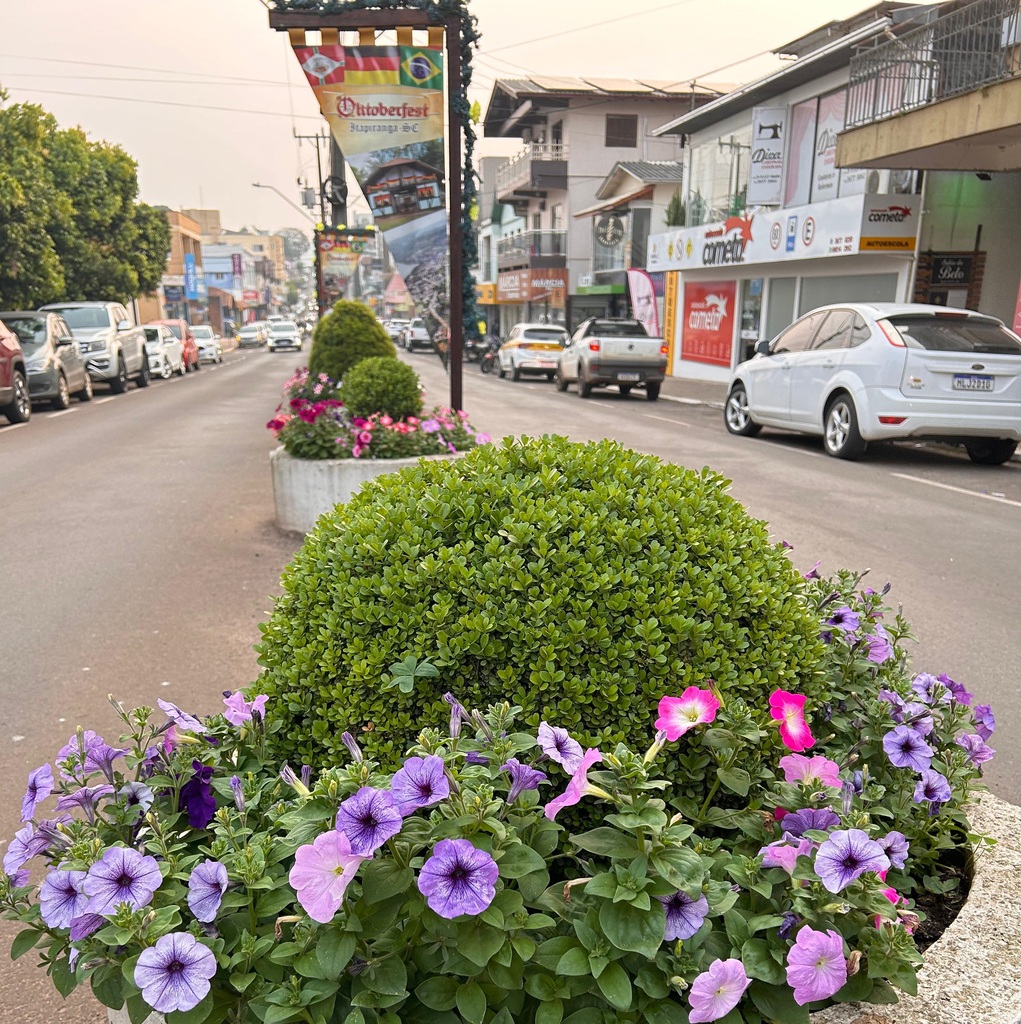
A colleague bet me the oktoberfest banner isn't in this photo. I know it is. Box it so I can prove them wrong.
[293,42,449,334]
[317,228,369,310]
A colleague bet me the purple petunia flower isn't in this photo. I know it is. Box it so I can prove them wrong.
[222,691,268,727]
[910,673,951,705]
[956,733,995,766]
[804,560,821,580]
[688,958,752,1022]
[57,731,125,783]
[501,759,547,804]
[119,782,155,813]
[877,831,909,870]
[21,765,54,822]
[913,769,952,809]
[814,829,890,893]
[84,846,163,916]
[882,726,933,772]
[134,932,217,1014]
[340,732,363,762]
[901,702,935,737]
[290,830,369,923]
[69,913,105,940]
[4,823,50,878]
[421,418,441,433]
[464,752,489,765]
[781,808,840,839]
[938,673,972,706]
[779,911,799,940]
[878,689,907,721]
[391,756,450,817]
[864,625,894,664]
[229,775,245,812]
[187,859,229,923]
[55,785,115,823]
[157,699,207,734]
[972,704,995,741]
[417,838,498,918]
[826,606,860,633]
[335,787,403,855]
[179,761,216,829]
[786,926,847,1005]
[536,721,584,772]
[659,890,709,941]
[39,870,89,929]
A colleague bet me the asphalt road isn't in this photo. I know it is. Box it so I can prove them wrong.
[1,343,1018,1021]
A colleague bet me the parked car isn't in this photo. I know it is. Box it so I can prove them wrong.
[723,302,1021,463]
[191,324,223,364]
[497,323,570,381]
[39,301,149,392]
[267,321,302,352]
[386,319,410,342]
[401,318,432,352]
[0,311,93,407]
[149,319,200,373]
[238,323,267,348]
[144,325,185,378]
[555,318,667,400]
[0,319,30,424]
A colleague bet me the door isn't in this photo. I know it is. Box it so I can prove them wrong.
[746,310,827,425]
[788,309,855,426]
[53,316,87,391]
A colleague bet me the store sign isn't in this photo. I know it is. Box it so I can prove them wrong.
[243,290,260,301]
[931,255,974,285]
[164,286,183,302]
[784,98,817,207]
[681,281,736,368]
[647,193,919,271]
[231,252,243,276]
[627,269,661,337]
[748,107,787,206]
[183,253,199,301]
[497,269,568,305]
[475,282,497,304]
[811,90,846,203]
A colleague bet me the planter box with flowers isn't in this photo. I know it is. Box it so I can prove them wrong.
[266,368,490,534]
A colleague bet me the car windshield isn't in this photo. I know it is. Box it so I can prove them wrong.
[192,326,214,339]
[50,307,111,330]
[886,315,1021,354]
[522,329,568,343]
[589,320,647,336]
[240,327,259,335]
[271,324,297,333]
[0,316,47,350]
[163,323,183,339]
[144,328,164,344]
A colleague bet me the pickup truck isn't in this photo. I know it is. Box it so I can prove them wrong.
[555,317,667,400]
[400,317,433,352]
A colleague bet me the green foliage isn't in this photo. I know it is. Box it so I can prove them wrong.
[308,300,396,383]
[130,203,173,296]
[339,356,424,420]
[664,189,685,228]
[255,435,827,772]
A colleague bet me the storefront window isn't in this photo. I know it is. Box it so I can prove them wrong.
[686,126,752,227]
[798,273,898,315]
[739,278,763,362]
[766,277,796,340]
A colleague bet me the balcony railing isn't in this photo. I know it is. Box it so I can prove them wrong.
[495,144,569,193]
[847,0,1021,129]
[497,230,567,266]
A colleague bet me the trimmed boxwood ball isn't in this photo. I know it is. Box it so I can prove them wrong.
[339,356,424,420]
[308,300,396,383]
[256,436,827,775]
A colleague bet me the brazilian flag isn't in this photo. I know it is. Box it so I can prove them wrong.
[399,47,443,90]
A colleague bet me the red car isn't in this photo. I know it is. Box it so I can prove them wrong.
[148,319,200,373]
[0,318,30,424]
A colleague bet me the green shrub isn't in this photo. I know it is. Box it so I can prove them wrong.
[256,436,827,776]
[308,300,395,382]
[339,356,424,420]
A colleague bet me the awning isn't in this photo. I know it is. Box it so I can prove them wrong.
[573,185,653,219]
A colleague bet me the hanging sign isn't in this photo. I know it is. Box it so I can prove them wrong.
[748,107,787,206]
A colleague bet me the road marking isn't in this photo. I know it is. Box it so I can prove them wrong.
[890,472,1021,509]
[46,408,76,418]
[644,414,691,427]
[1,422,29,431]
[94,397,116,404]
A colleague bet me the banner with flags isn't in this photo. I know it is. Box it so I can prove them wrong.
[293,42,448,338]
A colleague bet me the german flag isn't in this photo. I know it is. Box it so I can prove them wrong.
[345,47,401,86]
[399,47,443,90]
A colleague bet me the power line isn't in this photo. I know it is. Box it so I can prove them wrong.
[0,72,307,88]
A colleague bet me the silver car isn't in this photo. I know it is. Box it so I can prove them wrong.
[145,325,185,378]
[0,311,93,408]
[191,325,223,364]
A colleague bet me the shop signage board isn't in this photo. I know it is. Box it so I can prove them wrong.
[626,269,661,337]
[184,253,199,301]
[647,193,920,272]
[497,269,568,305]
[930,255,974,286]
[784,98,817,207]
[748,107,787,206]
[164,286,184,302]
[681,281,736,368]
[811,90,847,203]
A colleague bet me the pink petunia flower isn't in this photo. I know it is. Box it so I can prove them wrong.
[543,749,604,821]
[222,692,268,727]
[358,431,373,446]
[379,415,393,426]
[786,926,847,1004]
[760,837,814,875]
[778,754,840,788]
[769,691,815,752]
[655,687,720,742]
[688,959,752,1022]
[289,830,370,924]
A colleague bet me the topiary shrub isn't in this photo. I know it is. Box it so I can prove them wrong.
[339,356,424,420]
[257,436,828,787]
[308,300,395,382]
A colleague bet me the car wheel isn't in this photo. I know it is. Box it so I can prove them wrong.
[512,366,521,382]
[964,438,1018,465]
[823,394,867,459]
[179,359,188,376]
[554,367,569,392]
[51,372,71,410]
[192,357,201,372]
[2,370,31,423]
[578,375,593,398]
[498,363,506,379]
[619,385,632,396]
[645,382,661,401]
[110,356,129,394]
[76,373,94,402]
[160,360,172,379]
[724,383,761,436]
[136,355,151,388]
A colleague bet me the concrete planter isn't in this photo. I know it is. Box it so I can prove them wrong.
[108,1009,163,1024]
[270,447,460,534]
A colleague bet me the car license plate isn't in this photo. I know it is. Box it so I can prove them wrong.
[952,374,993,392]
[617,372,641,381]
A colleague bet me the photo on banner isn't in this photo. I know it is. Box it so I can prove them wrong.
[293,42,450,347]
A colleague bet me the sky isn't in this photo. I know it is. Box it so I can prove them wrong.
[0,0,941,236]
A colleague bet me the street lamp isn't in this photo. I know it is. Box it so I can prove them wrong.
[251,182,316,225]
[252,183,322,313]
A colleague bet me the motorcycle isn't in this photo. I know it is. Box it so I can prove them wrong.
[478,336,501,374]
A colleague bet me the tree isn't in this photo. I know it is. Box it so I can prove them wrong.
[665,189,685,227]
[132,204,172,296]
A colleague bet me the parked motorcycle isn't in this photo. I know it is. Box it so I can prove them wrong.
[478,336,501,374]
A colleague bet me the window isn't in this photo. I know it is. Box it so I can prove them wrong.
[772,311,827,354]
[686,126,752,226]
[605,114,638,148]
[532,212,542,232]
[798,273,897,316]
[811,310,855,350]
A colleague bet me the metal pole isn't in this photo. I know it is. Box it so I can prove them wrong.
[446,14,463,410]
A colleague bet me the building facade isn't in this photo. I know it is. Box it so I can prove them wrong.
[137,209,207,325]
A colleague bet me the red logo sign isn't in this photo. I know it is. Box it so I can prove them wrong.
[682,281,736,368]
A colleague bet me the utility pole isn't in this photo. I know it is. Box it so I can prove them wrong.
[294,129,330,312]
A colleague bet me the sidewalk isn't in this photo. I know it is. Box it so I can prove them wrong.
[658,375,728,408]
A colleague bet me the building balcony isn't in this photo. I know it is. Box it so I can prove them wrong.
[497,230,567,271]
[495,144,569,202]
[839,0,1021,170]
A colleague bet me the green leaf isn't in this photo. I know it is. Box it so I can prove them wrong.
[263,1006,303,1024]
[361,859,415,905]
[556,945,591,976]
[316,930,356,979]
[570,827,637,859]
[599,898,666,959]
[596,961,633,1010]
[497,843,547,879]
[740,938,785,986]
[511,934,536,962]
[834,969,874,1002]
[90,968,125,1010]
[294,951,329,979]
[230,972,258,993]
[51,956,78,999]
[416,976,459,1011]
[643,998,689,1024]
[364,956,407,996]
[535,998,564,1024]
[256,886,298,918]
[167,993,214,1024]
[716,767,751,797]
[651,847,704,890]
[749,980,809,1024]
[724,910,750,947]
[635,964,669,999]
[455,980,486,1024]
[517,868,551,903]
[583,873,618,899]
[456,921,505,967]
[126,992,155,1024]
[10,929,40,961]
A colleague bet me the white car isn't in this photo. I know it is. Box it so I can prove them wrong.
[724,302,1021,463]
[144,325,185,378]
[386,319,410,342]
[267,321,302,352]
[497,323,570,381]
[191,324,223,364]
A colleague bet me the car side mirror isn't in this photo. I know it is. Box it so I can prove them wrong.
[56,336,74,347]
[117,319,130,331]
[754,338,771,356]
